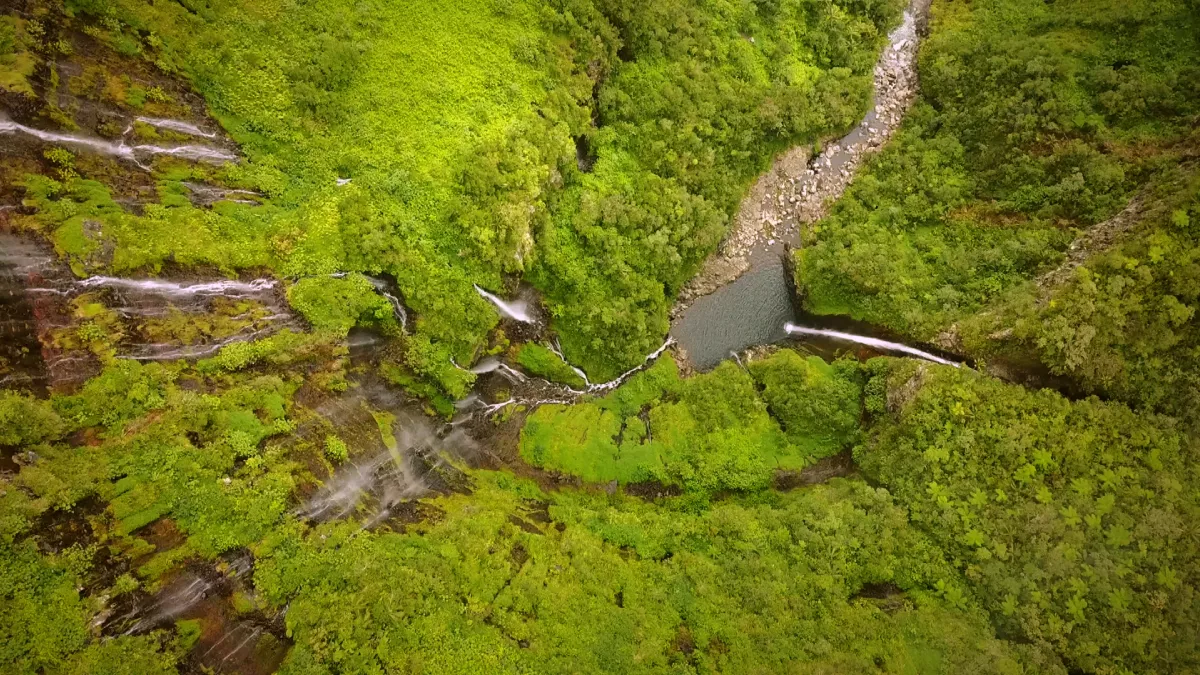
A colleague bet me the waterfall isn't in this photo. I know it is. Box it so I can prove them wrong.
[76,276,276,297]
[468,356,527,383]
[459,336,676,421]
[119,573,217,635]
[364,276,408,328]
[293,412,469,526]
[0,116,235,167]
[784,323,959,367]
[588,337,675,393]
[474,284,534,323]
[182,182,261,207]
[548,338,591,386]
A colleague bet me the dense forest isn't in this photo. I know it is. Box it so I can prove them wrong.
[1,0,1197,673]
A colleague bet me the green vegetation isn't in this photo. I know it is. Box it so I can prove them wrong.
[0,391,65,446]
[960,167,1200,422]
[3,0,1199,672]
[860,359,1200,674]
[748,351,863,455]
[529,0,905,378]
[520,352,862,495]
[286,274,398,336]
[256,473,1058,674]
[1,539,182,674]
[2,338,1073,674]
[513,343,585,388]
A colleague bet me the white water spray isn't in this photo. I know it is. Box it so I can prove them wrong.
[294,412,470,526]
[468,356,527,383]
[135,116,218,139]
[474,284,534,323]
[121,574,215,635]
[784,323,959,367]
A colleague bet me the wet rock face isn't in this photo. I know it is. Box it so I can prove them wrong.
[0,232,52,393]
[0,229,310,392]
[99,551,291,675]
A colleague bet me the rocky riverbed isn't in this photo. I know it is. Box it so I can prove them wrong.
[673,0,931,316]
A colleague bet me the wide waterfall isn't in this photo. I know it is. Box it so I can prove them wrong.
[474,284,534,323]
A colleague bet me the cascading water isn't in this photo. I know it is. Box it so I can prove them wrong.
[182,181,262,207]
[365,275,408,329]
[784,323,959,367]
[0,234,64,391]
[76,276,278,297]
[474,284,534,323]
[547,338,591,387]
[0,233,303,371]
[71,276,300,361]
[111,571,220,636]
[455,337,676,418]
[0,115,236,168]
[469,356,527,384]
[294,409,471,528]
[135,116,219,139]
[96,549,289,674]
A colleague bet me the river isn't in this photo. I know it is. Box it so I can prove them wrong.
[670,0,945,371]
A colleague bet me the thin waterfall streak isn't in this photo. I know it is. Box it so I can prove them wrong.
[589,337,675,393]
[120,327,277,361]
[201,625,242,658]
[784,323,960,367]
[466,338,673,419]
[133,143,235,163]
[497,363,527,383]
[77,276,276,295]
[1,117,136,161]
[548,338,591,386]
[467,357,498,375]
[135,116,218,138]
[0,117,235,166]
[182,182,259,196]
[221,628,262,663]
[365,276,408,328]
